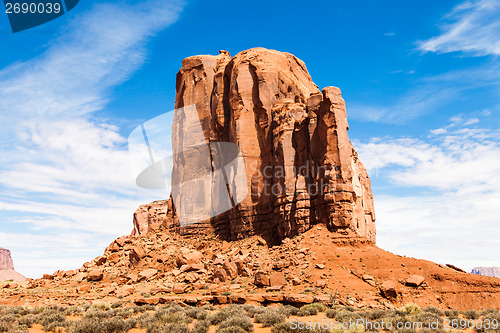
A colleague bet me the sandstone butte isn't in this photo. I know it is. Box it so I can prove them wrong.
[1,48,499,311]
[0,247,26,282]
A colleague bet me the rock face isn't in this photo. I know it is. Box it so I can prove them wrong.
[133,48,376,243]
[472,267,500,278]
[0,248,14,270]
[0,247,26,282]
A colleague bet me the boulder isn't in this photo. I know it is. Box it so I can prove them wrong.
[139,269,158,281]
[115,285,134,297]
[379,280,397,299]
[176,248,202,267]
[405,275,425,287]
[87,270,103,282]
[254,271,270,286]
[223,261,238,279]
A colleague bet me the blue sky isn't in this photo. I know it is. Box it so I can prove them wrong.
[0,0,499,278]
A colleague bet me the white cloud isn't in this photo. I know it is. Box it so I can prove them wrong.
[419,0,500,56]
[0,1,182,278]
[356,120,500,271]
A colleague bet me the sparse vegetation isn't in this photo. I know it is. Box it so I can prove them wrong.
[0,302,496,333]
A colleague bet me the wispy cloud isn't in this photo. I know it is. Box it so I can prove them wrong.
[0,0,182,278]
[419,0,500,56]
[349,0,500,124]
[348,60,500,124]
[356,118,500,270]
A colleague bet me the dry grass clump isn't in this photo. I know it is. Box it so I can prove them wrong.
[254,308,285,327]
[296,303,327,316]
[216,315,254,332]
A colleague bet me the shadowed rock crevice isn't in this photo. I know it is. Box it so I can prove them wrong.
[133,48,376,244]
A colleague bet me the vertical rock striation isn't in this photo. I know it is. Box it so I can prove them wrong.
[133,48,376,243]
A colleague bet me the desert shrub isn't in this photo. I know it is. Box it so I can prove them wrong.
[155,310,192,324]
[84,308,113,319]
[254,309,285,327]
[481,309,500,316]
[464,310,481,320]
[136,312,156,328]
[126,317,138,329]
[276,305,299,317]
[192,319,211,333]
[390,315,415,329]
[401,303,421,315]
[7,325,29,333]
[415,312,444,330]
[80,303,92,311]
[361,308,387,320]
[146,322,190,333]
[0,322,11,333]
[109,307,135,319]
[423,306,444,316]
[1,306,24,316]
[159,302,183,312]
[142,304,157,311]
[474,311,500,333]
[68,317,102,333]
[209,305,246,325]
[39,311,67,330]
[202,304,216,311]
[297,303,325,316]
[16,314,37,327]
[270,322,293,333]
[335,310,362,322]
[0,313,16,324]
[242,305,266,318]
[325,308,337,319]
[92,302,112,311]
[65,305,85,316]
[445,309,459,317]
[217,327,246,333]
[185,307,209,320]
[100,316,134,333]
[217,315,254,332]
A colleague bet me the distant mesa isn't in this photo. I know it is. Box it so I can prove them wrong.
[0,247,26,282]
[471,267,500,278]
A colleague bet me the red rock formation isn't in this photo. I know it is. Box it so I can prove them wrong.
[133,48,376,243]
[0,247,14,270]
[0,247,26,282]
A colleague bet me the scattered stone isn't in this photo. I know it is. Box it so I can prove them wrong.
[316,279,327,288]
[254,271,270,286]
[86,270,103,282]
[172,284,185,294]
[139,269,158,281]
[176,248,202,267]
[380,280,397,299]
[405,275,425,287]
